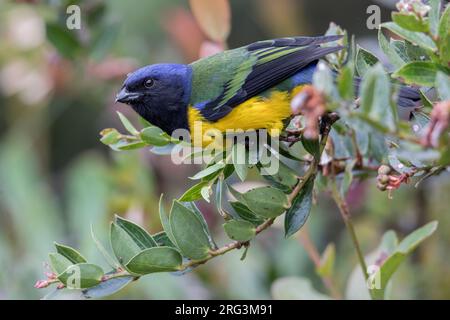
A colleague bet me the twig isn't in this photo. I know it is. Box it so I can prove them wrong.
[329,179,369,282]
[350,129,363,166]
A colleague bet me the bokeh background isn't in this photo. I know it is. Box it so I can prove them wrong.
[0,0,449,299]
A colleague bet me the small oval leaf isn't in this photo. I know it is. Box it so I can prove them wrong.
[223,220,256,242]
[60,263,104,289]
[170,201,212,260]
[140,127,170,146]
[126,247,182,275]
[242,186,289,219]
[54,242,87,264]
[284,177,315,237]
[110,222,141,266]
[83,276,134,299]
[115,215,157,249]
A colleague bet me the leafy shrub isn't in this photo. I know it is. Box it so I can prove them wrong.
[36,0,449,300]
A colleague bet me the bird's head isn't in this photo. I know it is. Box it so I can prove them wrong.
[116,64,192,131]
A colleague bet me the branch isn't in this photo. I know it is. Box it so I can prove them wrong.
[173,113,338,272]
[42,113,339,290]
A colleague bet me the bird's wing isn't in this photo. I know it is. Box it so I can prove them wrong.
[191,36,344,122]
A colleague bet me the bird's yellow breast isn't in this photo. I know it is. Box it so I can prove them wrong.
[188,86,305,147]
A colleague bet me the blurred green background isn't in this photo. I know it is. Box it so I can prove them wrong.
[0,0,449,299]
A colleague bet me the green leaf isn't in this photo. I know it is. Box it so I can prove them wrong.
[316,243,335,278]
[215,177,224,215]
[182,201,217,249]
[405,42,430,61]
[338,65,355,100]
[411,111,431,133]
[152,231,176,248]
[232,143,248,181]
[100,128,121,145]
[112,140,147,151]
[380,230,399,255]
[429,0,441,37]
[356,46,379,76]
[301,136,320,160]
[242,186,289,219]
[49,252,73,276]
[169,201,212,260]
[381,22,437,52]
[436,71,450,100]
[190,162,226,180]
[125,247,182,275]
[388,153,414,174]
[284,177,314,237]
[60,263,104,289]
[378,29,407,69]
[397,221,438,252]
[226,183,246,203]
[140,127,171,146]
[368,130,388,162]
[45,22,81,59]
[115,215,157,249]
[179,181,209,202]
[271,277,331,300]
[276,141,304,161]
[391,40,412,64]
[83,276,134,299]
[313,61,336,98]
[330,126,356,158]
[54,243,87,264]
[439,5,450,65]
[420,89,434,108]
[90,225,120,269]
[324,22,348,68]
[223,220,256,242]
[159,195,177,246]
[393,61,441,86]
[345,230,398,300]
[380,34,399,67]
[360,64,397,132]
[392,12,429,33]
[200,185,211,202]
[257,161,299,193]
[370,221,438,299]
[109,222,141,266]
[117,111,139,135]
[229,201,264,226]
[340,159,357,197]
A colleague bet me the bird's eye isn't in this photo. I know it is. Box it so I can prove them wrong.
[144,78,154,88]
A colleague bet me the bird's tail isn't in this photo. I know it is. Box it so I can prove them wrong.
[396,85,422,108]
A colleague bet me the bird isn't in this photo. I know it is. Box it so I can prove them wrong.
[116,35,420,147]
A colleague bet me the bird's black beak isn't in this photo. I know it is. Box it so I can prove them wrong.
[115,88,141,104]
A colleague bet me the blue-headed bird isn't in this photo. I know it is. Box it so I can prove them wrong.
[116,36,420,146]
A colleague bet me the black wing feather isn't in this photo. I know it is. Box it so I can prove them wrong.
[200,36,344,121]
